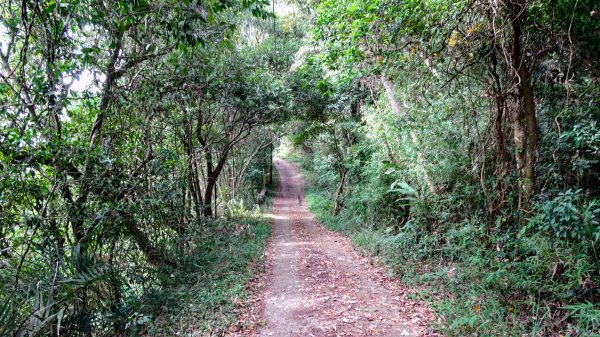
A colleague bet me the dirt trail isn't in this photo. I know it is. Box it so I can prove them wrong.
[252,159,436,337]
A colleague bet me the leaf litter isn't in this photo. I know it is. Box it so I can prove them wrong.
[227,160,441,337]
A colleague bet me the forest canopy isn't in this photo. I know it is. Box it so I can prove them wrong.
[1,0,599,336]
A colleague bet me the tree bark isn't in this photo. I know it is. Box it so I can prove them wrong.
[380,74,439,195]
[506,0,539,215]
[122,216,174,266]
[233,139,272,192]
[332,168,347,216]
[89,32,123,147]
[487,48,510,214]
[183,118,204,221]
[203,148,229,218]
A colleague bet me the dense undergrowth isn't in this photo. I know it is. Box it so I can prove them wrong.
[141,217,270,336]
[286,152,600,336]
[140,175,276,336]
[281,0,600,335]
[2,0,598,335]
[0,1,295,335]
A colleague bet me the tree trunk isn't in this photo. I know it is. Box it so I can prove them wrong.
[332,168,347,216]
[122,216,174,266]
[89,32,123,147]
[506,0,539,215]
[270,144,274,185]
[204,173,216,218]
[203,148,230,218]
[487,49,510,214]
[184,121,204,221]
[380,74,439,195]
[233,139,271,193]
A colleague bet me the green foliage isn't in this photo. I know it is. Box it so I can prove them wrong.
[292,0,600,334]
[0,0,294,335]
[566,302,600,335]
[291,140,600,334]
[142,217,270,336]
[299,160,600,335]
[2,0,599,334]
[533,190,600,241]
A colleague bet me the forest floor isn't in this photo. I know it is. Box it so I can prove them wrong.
[230,159,438,337]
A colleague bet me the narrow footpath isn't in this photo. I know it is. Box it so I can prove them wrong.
[241,159,437,337]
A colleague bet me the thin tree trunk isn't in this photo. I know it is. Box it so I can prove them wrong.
[269,144,274,185]
[380,74,439,194]
[487,49,510,214]
[183,118,204,221]
[122,216,174,266]
[233,139,272,192]
[332,168,347,216]
[89,32,123,147]
[203,148,230,218]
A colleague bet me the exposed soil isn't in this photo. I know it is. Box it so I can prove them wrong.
[229,159,438,337]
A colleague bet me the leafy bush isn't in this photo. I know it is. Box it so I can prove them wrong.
[290,150,600,336]
[533,189,600,242]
